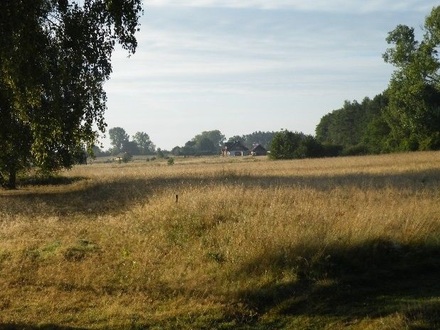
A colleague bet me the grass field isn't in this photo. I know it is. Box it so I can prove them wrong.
[1,152,440,329]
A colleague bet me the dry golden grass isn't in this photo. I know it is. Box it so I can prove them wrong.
[0,151,440,329]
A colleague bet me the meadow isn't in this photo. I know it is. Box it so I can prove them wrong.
[0,151,440,329]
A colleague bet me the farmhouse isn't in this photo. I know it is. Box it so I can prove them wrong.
[251,144,267,156]
[222,141,250,156]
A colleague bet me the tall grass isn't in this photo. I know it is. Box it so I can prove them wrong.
[1,152,440,329]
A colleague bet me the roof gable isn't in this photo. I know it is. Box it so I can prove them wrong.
[224,141,249,151]
[251,144,267,152]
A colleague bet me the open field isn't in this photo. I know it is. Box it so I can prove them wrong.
[1,152,440,329]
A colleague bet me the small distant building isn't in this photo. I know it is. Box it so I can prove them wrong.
[222,141,250,156]
[114,153,125,162]
[113,152,132,163]
[251,144,267,156]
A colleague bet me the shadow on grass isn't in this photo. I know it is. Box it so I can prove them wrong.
[234,238,440,329]
[0,324,88,330]
[0,177,157,217]
[1,167,440,218]
[17,175,85,187]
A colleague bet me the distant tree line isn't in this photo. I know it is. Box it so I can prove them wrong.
[171,130,225,156]
[269,131,340,160]
[97,127,156,157]
[170,130,276,156]
[94,128,278,158]
[227,131,276,151]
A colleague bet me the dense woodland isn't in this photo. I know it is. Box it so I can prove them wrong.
[315,95,390,156]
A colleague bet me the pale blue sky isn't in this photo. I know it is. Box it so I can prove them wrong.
[102,1,438,150]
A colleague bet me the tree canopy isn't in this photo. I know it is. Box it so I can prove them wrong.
[228,131,276,150]
[315,95,389,155]
[109,127,130,153]
[0,0,143,188]
[270,130,325,160]
[133,132,156,155]
[108,127,155,156]
[383,7,440,150]
[173,130,226,156]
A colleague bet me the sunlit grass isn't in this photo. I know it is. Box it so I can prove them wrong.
[0,151,440,328]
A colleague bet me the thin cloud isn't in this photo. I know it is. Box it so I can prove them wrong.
[146,0,436,13]
[111,8,391,94]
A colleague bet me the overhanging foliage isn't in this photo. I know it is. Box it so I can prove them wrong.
[0,0,143,188]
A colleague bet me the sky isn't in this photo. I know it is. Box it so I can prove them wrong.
[102,0,439,150]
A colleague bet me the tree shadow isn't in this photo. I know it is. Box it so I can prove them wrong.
[0,177,155,217]
[17,175,85,187]
[247,167,440,191]
[234,238,440,328]
[0,324,88,330]
[0,167,439,218]
[0,168,439,328]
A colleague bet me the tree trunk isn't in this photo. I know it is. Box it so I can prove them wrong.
[7,168,16,189]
